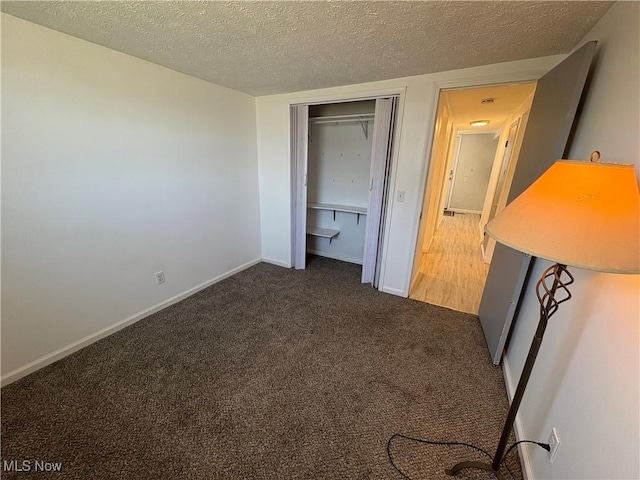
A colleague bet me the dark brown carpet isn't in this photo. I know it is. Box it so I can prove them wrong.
[1,257,522,479]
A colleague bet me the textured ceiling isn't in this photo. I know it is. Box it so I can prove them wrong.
[1,1,612,96]
[444,83,537,133]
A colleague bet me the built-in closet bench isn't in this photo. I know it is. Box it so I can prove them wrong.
[306,226,340,244]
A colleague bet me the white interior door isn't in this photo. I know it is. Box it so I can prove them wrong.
[291,104,309,269]
[444,134,462,210]
[479,41,596,364]
[362,97,397,285]
[448,133,500,213]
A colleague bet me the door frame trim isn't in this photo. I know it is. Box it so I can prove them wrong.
[289,88,406,292]
[444,134,463,212]
[407,66,559,296]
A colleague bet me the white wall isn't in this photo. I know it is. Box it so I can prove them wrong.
[504,3,640,479]
[307,120,372,264]
[255,54,565,295]
[420,99,454,253]
[1,14,262,382]
[307,123,372,209]
[481,92,534,260]
[480,89,535,235]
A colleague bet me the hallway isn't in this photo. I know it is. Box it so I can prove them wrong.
[410,213,489,314]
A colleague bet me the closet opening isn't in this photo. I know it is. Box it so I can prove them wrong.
[291,97,399,288]
[409,82,536,314]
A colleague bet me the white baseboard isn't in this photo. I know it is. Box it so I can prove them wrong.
[261,257,291,268]
[306,249,363,265]
[381,286,406,297]
[502,354,534,480]
[448,208,483,215]
[425,235,434,253]
[0,258,262,387]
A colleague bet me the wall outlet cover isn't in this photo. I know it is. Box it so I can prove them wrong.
[548,427,561,463]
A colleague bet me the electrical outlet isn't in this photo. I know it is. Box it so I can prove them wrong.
[155,271,165,285]
[548,427,561,463]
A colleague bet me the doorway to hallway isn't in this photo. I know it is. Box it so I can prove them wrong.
[409,82,536,314]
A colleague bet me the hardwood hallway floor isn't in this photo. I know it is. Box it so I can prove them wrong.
[410,213,490,314]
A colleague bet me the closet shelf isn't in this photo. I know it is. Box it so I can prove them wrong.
[307,226,340,244]
[307,203,366,214]
[308,202,367,224]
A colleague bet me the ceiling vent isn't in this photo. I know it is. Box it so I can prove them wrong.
[481,98,496,104]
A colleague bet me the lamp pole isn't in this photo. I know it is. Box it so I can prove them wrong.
[446,263,573,479]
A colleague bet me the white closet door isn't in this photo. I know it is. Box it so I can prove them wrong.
[291,104,309,269]
[362,97,397,285]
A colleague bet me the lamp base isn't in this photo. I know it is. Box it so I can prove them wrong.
[445,461,505,480]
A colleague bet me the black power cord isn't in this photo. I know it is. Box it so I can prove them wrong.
[387,433,492,480]
[501,440,551,465]
[387,432,550,480]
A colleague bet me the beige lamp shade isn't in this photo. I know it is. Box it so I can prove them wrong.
[486,160,640,274]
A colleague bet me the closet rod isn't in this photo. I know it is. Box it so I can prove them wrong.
[309,114,374,125]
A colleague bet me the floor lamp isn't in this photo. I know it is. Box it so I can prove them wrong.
[446,156,640,479]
